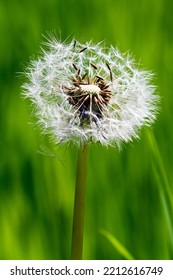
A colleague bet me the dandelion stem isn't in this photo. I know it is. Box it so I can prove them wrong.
[71,143,89,260]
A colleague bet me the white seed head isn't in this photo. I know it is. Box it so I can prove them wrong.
[22,38,159,147]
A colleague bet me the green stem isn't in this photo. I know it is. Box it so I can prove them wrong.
[71,143,89,260]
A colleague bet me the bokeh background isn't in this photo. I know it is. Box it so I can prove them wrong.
[0,0,173,260]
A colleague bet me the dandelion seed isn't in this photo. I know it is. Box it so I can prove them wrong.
[23,39,159,147]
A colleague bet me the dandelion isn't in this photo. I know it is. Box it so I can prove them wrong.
[23,39,158,147]
[23,38,159,259]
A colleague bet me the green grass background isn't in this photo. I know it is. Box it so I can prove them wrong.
[0,0,173,260]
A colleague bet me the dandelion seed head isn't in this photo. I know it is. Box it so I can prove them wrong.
[23,38,159,147]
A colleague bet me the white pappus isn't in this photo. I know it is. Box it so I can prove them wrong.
[22,38,159,147]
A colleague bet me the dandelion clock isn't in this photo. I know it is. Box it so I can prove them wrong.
[23,38,159,259]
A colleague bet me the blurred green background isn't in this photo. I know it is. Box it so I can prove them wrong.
[0,0,173,260]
